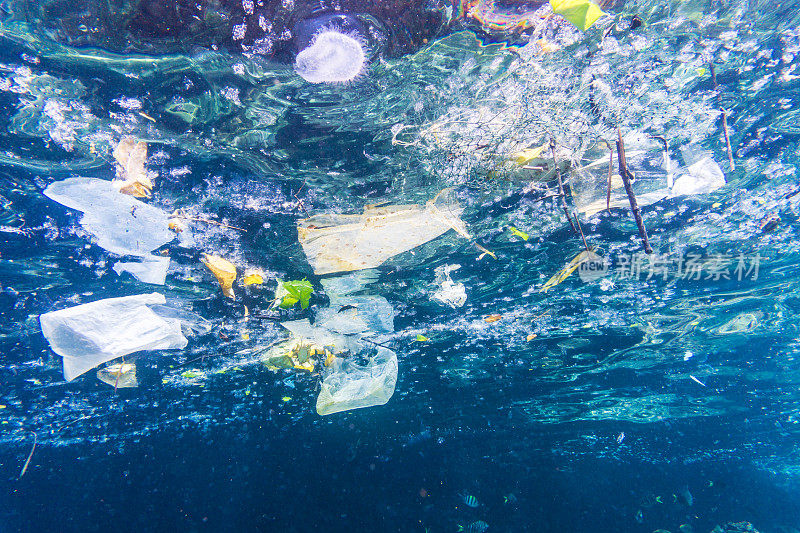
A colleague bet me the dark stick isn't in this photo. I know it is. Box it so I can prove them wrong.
[616,127,653,254]
[550,137,577,233]
[573,212,590,252]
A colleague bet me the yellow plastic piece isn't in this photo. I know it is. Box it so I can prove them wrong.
[550,0,606,31]
[201,253,237,298]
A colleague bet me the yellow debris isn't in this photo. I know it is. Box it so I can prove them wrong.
[168,218,186,233]
[201,253,237,298]
[540,249,601,292]
[113,137,153,198]
[550,0,606,31]
[97,362,138,388]
[509,143,548,166]
[242,270,265,286]
[526,333,537,341]
[484,314,502,323]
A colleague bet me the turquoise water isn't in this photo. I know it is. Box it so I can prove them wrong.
[2,1,800,532]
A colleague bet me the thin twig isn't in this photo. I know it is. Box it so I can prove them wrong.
[616,127,653,254]
[113,364,122,393]
[710,64,735,171]
[550,137,577,233]
[19,432,37,479]
[573,213,590,252]
[599,139,614,211]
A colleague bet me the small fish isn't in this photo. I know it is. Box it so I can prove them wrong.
[457,520,489,533]
[503,493,518,504]
[634,509,643,523]
[460,493,479,507]
[655,496,663,504]
[616,432,625,444]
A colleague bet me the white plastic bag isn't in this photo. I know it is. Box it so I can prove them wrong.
[39,293,188,381]
[44,177,173,264]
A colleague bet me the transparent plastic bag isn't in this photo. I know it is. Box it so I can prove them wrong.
[316,346,398,415]
[297,191,469,275]
[39,293,188,381]
[431,264,467,308]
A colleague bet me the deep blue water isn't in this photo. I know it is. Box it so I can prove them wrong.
[3,1,800,532]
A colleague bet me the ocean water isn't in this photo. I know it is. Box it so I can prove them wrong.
[2,1,800,532]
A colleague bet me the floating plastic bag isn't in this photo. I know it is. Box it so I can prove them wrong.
[279,319,362,354]
[44,177,173,258]
[113,137,153,198]
[670,146,726,197]
[39,293,188,381]
[315,295,394,335]
[316,346,398,415]
[297,191,470,275]
[432,264,467,308]
[113,255,170,285]
[97,362,138,388]
[571,137,669,217]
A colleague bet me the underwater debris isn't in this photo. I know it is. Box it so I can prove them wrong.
[670,147,726,196]
[97,362,138,389]
[540,249,601,292]
[274,279,314,310]
[294,29,367,84]
[508,226,529,241]
[484,314,502,323]
[316,346,398,416]
[44,177,173,256]
[432,264,467,309]
[19,432,37,479]
[549,0,606,32]
[113,255,170,285]
[297,191,469,275]
[616,128,652,254]
[201,254,237,298]
[39,293,188,381]
[242,270,265,286]
[113,137,152,198]
[263,338,323,372]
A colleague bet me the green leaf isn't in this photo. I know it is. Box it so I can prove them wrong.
[278,279,314,310]
[508,226,529,241]
[416,334,429,342]
[549,0,606,31]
